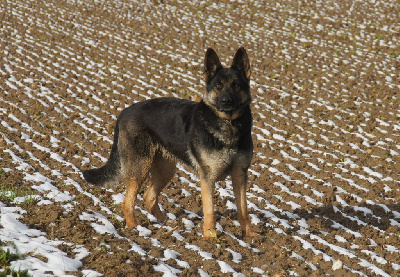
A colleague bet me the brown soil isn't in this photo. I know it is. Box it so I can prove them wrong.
[1,0,399,276]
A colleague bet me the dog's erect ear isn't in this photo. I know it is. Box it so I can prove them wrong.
[204,48,223,83]
[231,47,251,81]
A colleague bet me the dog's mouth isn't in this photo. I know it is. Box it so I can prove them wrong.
[216,106,241,120]
[217,100,238,113]
[218,106,236,113]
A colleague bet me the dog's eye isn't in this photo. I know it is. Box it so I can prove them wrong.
[233,83,240,90]
[215,83,222,90]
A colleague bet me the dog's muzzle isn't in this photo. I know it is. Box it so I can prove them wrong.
[217,94,237,112]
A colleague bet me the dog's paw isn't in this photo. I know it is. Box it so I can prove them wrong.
[202,228,219,241]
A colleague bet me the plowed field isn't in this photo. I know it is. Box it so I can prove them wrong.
[1,0,399,276]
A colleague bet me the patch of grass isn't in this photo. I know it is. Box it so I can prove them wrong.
[179,89,190,98]
[0,184,38,208]
[33,110,42,119]
[0,240,30,277]
[0,185,18,204]
[375,33,384,40]
[22,194,38,208]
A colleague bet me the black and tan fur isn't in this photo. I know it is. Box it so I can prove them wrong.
[82,47,258,239]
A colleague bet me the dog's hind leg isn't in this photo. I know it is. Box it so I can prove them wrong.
[120,130,154,228]
[122,158,153,228]
[144,152,176,223]
[122,177,143,228]
[122,160,153,228]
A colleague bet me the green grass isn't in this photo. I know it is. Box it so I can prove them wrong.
[0,240,30,277]
[0,185,17,204]
[0,185,38,208]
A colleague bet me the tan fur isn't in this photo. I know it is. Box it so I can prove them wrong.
[199,177,216,239]
[122,178,140,228]
[231,167,258,237]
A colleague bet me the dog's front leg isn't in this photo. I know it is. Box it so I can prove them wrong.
[199,177,217,239]
[232,168,259,239]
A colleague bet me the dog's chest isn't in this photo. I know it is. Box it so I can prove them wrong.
[193,146,238,180]
[186,114,251,180]
[209,122,240,147]
[194,124,247,178]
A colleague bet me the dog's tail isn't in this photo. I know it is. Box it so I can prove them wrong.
[82,122,121,187]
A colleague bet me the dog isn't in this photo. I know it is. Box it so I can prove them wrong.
[82,47,258,239]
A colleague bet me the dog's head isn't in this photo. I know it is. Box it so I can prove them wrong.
[203,47,251,120]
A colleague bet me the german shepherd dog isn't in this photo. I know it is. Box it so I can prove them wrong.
[82,47,258,239]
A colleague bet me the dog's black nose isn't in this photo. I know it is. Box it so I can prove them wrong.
[221,95,232,106]
[218,93,236,112]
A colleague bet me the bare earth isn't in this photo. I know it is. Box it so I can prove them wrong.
[1,0,400,276]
